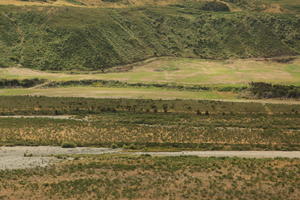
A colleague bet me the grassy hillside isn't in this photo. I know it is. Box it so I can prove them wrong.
[1,0,295,13]
[264,0,300,14]
[0,0,268,9]
[0,2,300,71]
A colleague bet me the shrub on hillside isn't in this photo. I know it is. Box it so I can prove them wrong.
[249,82,300,99]
[222,0,264,11]
[201,1,230,12]
[0,78,46,88]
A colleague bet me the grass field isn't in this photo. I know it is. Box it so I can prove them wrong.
[1,57,299,100]
[0,96,299,150]
[0,87,237,100]
[1,155,299,200]
[1,57,300,86]
[0,0,299,198]
[1,112,299,150]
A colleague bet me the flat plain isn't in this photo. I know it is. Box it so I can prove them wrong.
[1,57,300,100]
[1,57,300,85]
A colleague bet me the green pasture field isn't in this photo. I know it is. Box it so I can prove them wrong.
[1,57,300,101]
[0,87,237,100]
[1,57,300,86]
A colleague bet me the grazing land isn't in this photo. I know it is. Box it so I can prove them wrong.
[0,87,237,100]
[0,155,299,200]
[0,0,300,199]
[1,57,300,85]
[1,2,300,71]
[0,96,299,151]
[0,57,299,101]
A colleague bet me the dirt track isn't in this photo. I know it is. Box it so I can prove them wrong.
[1,146,300,170]
[0,146,119,170]
[134,151,300,158]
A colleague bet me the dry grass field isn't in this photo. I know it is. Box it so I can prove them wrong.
[0,97,299,150]
[0,155,299,200]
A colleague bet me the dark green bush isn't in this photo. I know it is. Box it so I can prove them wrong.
[61,142,77,148]
[0,79,46,88]
[201,1,230,12]
[249,82,300,99]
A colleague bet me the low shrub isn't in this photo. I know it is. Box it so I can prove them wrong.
[61,142,77,148]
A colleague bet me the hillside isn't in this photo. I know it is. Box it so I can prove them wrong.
[1,0,300,14]
[0,0,266,9]
[0,1,300,71]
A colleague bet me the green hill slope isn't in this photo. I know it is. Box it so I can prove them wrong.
[0,0,266,9]
[0,3,300,70]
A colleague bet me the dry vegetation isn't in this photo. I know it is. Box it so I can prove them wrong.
[0,0,299,199]
[1,113,299,150]
[0,155,299,199]
[0,96,299,150]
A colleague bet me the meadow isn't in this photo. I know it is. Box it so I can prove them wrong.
[1,57,300,86]
[0,155,299,200]
[0,87,237,100]
[0,57,300,100]
[0,96,299,150]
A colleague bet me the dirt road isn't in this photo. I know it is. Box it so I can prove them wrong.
[134,151,300,158]
[1,146,300,170]
[0,146,119,170]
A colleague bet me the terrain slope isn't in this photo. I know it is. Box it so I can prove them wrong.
[0,0,300,70]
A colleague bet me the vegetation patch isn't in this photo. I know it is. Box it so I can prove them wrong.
[201,1,230,11]
[61,142,77,148]
[0,96,299,150]
[0,5,299,71]
[0,96,299,116]
[249,82,300,99]
[0,155,299,199]
[0,78,46,88]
